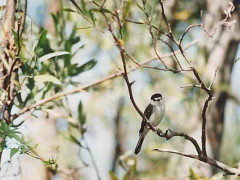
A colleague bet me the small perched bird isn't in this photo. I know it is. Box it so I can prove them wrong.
[134,93,165,154]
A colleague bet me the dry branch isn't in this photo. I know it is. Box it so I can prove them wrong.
[153,149,240,175]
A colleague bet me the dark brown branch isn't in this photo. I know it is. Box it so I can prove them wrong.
[158,129,202,156]
[158,38,183,69]
[7,58,19,101]
[179,24,202,46]
[191,67,214,157]
[158,0,173,36]
[111,98,124,172]
[148,26,168,68]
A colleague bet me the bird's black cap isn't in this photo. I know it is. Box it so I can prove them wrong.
[151,93,162,101]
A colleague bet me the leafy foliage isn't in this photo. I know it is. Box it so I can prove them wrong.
[0,121,30,158]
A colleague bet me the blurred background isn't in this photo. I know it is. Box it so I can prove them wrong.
[0,0,240,179]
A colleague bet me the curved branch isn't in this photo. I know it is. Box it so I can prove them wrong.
[158,130,202,156]
[153,149,240,176]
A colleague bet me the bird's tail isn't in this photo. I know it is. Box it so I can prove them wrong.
[134,135,145,154]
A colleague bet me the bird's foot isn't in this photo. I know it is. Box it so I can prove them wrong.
[156,128,163,136]
[163,129,172,136]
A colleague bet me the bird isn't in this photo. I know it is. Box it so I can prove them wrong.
[134,93,165,154]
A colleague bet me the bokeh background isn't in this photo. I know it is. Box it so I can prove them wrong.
[0,0,240,179]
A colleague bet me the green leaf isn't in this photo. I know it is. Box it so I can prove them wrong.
[109,171,120,180]
[121,0,133,20]
[10,148,18,158]
[68,60,97,76]
[62,8,76,13]
[78,101,86,125]
[189,168,201,180]
[80,59,97,71]
[34,75,61,85]
[51,14,59,34]
[88,10,96,25]
[69,135,82,147]
[80,0,87,14]
[37,30,48,48]
[69,0,84,15]
[39,51,70,63]
[8,133,21,142]
[12,29,24,50]
[19,144,28,153]
[91,8,112,14]
[0,121,10,132]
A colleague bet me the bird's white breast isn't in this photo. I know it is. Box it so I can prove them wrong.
[149,101,165,127]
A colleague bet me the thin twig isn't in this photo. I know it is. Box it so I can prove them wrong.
[180,84,202,89]
[142,65,192,73]
[209,67,218,89]
[148,26,168,68]
[158,0,172,36]
[83,136,101,180]
[159,38,183,69]
[179,24,202,46]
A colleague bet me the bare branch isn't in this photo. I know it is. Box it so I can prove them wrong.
[158,0,172,36]
[180,84,202,89]
[202,2,236,37]
[179,24,202,46]
[209,67,218,89]
[157,129,202,156]
[154,149,240,176]
[153,149,199,159]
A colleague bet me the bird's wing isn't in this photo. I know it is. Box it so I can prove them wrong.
[139,103,153,134]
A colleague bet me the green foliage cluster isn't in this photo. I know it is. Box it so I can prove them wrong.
[0,1,96,169]
[0,121,29,159]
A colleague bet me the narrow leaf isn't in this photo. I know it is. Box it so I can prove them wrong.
[69,0,84,15]
[91,8,112,14]
[62,8,76,13]
[10,148,19,158]
[78,101,86,125]
[78,59,97,72]
[69,135,82,147]
[68,60,97,76]
[80,0,87,14]
[37,30,48,48]
[121,0,133,20]
[8,133,21,142]
[34,75,61,85]
[39,51,70,63]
